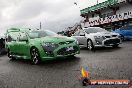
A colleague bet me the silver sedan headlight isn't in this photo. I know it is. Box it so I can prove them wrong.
[94,36,102,39]
[74,39,79,44]
[94,36,106,45]
[117,34,121,38]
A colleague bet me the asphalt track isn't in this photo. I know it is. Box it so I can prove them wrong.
[0,41,132,88]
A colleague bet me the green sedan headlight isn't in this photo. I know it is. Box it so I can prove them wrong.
[43,42,56,47]
[42,42,58,52]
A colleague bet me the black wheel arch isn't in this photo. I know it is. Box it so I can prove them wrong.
[30,46,38,53]
[87,38,92,43]
[87,38,93,45]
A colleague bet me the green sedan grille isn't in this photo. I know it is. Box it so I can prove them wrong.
[57,46,78,55]
[59,41,74,45]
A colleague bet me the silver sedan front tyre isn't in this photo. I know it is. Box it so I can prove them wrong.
[87,40,94,51]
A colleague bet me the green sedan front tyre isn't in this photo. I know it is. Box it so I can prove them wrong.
[67,55,75,58]
[31,48,41,65]
[7,49,11,58]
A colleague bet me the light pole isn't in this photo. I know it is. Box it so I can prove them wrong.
[40,22,42,29]
[97,0,99,4]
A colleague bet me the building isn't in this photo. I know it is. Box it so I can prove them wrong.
[80,0,132,31]
[60,22,82,36]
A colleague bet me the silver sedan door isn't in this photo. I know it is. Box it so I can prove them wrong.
[73,30,87,47]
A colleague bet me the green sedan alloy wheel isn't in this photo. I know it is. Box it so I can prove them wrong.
[31,48,40,65]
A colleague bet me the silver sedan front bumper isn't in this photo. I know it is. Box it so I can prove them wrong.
[94,38,121,47]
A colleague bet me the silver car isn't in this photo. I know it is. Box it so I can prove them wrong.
[72,27,121,50]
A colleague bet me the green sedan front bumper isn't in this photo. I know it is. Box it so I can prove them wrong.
[39,44,80,61]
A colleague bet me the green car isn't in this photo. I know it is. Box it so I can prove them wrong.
[5,28,80,64]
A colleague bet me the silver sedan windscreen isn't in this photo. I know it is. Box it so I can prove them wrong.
[84,28,107,34]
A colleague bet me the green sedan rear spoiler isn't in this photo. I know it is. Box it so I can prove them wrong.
[7,28,20,33]
[6,28,39,34]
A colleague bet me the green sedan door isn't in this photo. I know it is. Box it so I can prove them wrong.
[17,32,30,57]
[6,34,18,55]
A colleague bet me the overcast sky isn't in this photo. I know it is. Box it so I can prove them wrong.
[0,0,106,36]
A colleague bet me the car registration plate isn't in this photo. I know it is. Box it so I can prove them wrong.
[66,46,74,51]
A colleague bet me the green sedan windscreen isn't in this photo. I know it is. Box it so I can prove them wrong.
[28,30,57,39]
